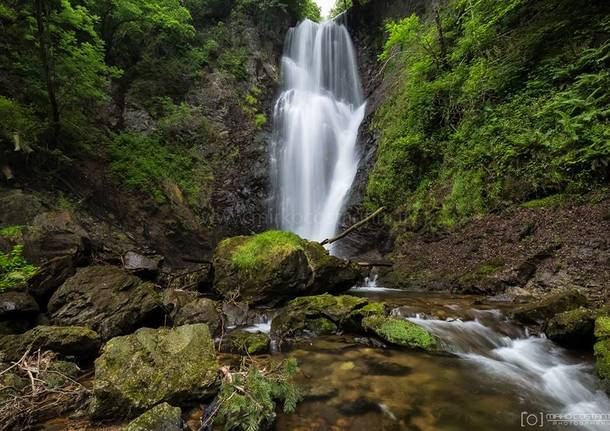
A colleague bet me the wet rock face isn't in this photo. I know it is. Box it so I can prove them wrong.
[546,307,595,348]
[91,324,218,419]
[124,403,184,431]
[212,232,361,306]
[511,289,587,325]
[123,251,163,279]
[48,266,164,340]
[0,325,101,362]
[0,189,44,226]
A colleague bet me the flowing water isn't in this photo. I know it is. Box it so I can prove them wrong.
[271,18,366,242]
[275,291,610,431]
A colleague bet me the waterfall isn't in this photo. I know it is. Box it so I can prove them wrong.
[271,19,366,244]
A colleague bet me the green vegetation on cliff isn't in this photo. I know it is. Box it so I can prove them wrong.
[367,0,610,231]
[0,245,38,292]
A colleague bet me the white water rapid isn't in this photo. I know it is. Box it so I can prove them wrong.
[408,312,610,431]
[271,18,366,243]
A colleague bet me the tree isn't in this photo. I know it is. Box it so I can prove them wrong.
[0,0,115,148]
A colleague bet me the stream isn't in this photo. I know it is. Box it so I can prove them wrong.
[271,287,610,431]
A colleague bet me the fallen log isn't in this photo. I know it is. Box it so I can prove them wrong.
[320,207,386,246]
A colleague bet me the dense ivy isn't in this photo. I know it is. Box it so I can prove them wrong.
[367,0,610,231]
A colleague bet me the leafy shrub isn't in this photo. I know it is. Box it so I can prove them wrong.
[366,0,610,230]
[213,358,302,431]
[0,245,38,292]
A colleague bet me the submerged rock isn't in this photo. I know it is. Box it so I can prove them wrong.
[271,294,384,338]
[546,307,595,348]
[213,231,360,305]
[91,324,218,419]
[511,289,587,325]
[48,266,164,340]
[361,316,439,350]
[124,403,184,431]
[0,325,101,362]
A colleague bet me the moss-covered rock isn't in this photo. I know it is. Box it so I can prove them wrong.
[162,289,220,334]
[0,325,101,362]
[91,324,218,419]
[212,231,360,306]
[361,316,438,350]
[48,266,164,340]
[123,403,183,431]
[546,307,595,348]
[511,289,587,325]
[594,339,610,382]
[595,315,610,340]
[271,294,384,338]
[221,330,270,355]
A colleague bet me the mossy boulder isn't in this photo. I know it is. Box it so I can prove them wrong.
[545,307,595,348]
[594,316,610,382]
[221,330,270,355]
[361,316,439,350]
[271,294,384,338]
[91,324,218,419]
[0,325,101,362]
[511,289,587,325]
[123,403,184,431]
[212,231,360,306]
[48,266,164,340]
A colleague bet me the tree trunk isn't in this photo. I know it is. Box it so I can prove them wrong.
[35,0,60,146]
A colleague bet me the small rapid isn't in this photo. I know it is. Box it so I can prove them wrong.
[408,312,610,430]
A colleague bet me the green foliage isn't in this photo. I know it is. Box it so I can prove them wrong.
[215,358,302,431]
[109,130,212,206]
[230,230,306,270]
[1,0,117,149]
[0,226,24,239]
[367,0,610,231]
[0,245,38,292]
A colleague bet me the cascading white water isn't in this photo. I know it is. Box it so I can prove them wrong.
[408,313,610,431]
[271,19,366,243]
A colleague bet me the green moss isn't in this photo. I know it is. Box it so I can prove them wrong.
[595,339,610,380]
[307,317,337,335]
[362,316,438,350]
[0,245,38,293]
[230,230,306,270]
[522,194,568,209]
[229,331,270,355]
[124,403,182,431]
[595,316,610,340]
[0,225,23,239]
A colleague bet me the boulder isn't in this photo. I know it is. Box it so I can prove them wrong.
[124,403,184,431]
[0,291,39,319]
[0,189,44,226]
[162,289,220,333]
[546,307,595,348]
[213,231,360,305]
[23,211,91,265]
[271,294,384,339]
[511,289,587,325]
[123,251,163,279]
[361,316,439,350]
[48,266,164,340]
[91,324,218,419]
[0,325,101,362]
[26,255,76,307]
[220,330,270,355]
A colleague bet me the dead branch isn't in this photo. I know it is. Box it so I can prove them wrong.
[320,207,386,246]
